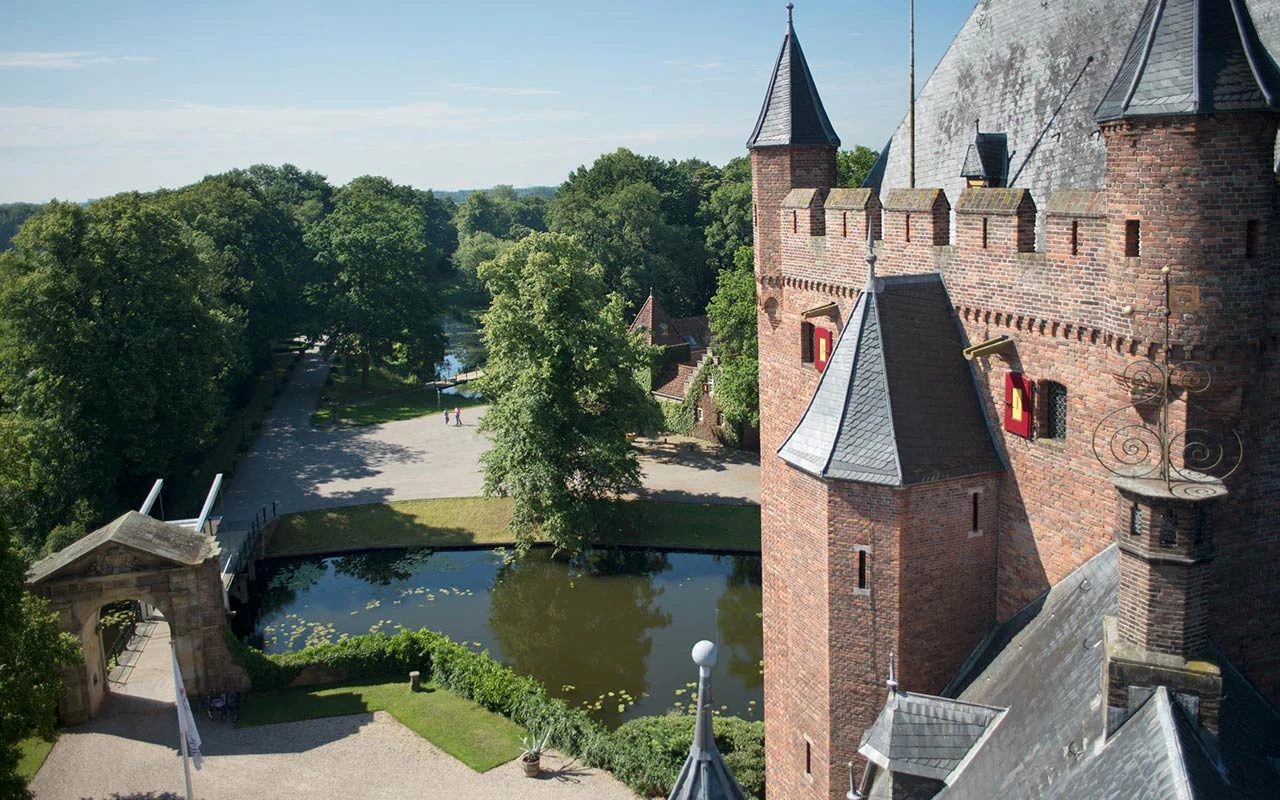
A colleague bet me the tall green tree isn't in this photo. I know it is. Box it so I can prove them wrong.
[0,522,80,798]
[0,196,238,550]
[477,232,658,554]
[704,156,753,273]
[307,177,446,387]
[837,145,880,188]
[551,148,709,314]
[707,246,759,429]
[155,172,314,369]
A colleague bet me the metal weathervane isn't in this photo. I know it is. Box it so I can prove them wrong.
[1091,266,1243,497]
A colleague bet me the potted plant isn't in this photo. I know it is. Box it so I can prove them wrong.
[520,729,551,777]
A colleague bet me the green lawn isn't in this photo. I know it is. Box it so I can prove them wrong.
[237,680,523,772]
[17,735,54,781]
[267,497,760,557]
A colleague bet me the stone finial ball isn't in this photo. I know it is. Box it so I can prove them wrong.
[692,640,718,669]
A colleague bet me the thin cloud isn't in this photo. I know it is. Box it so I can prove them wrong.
[445,82,563,96]
[0,51,157,69]
[0,100,588,149]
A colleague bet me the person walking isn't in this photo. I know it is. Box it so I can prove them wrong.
[454,407,462,427]
[443,408,450,425]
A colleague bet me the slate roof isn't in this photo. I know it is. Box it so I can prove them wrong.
[1096,0,1280,122]
[778,274,1003,486]
[746,9,840,149]
[27,510,216,585]
[872,546,1280,800]
[858,692,1004,783]
[865,0,1280,219]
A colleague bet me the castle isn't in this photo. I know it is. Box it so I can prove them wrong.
[751,1,1280,797]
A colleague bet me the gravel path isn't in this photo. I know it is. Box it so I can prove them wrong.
[32,619,637,800]
[215,349,759,566]
[30,709,636,800]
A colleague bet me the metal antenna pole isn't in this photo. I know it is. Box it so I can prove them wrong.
[909,0,916,189]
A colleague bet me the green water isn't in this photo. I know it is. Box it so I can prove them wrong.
[251,547,762,727]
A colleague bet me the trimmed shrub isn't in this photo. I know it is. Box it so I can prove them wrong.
[612,713,765,798]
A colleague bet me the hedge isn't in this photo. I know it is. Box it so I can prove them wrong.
[223,627,765,798]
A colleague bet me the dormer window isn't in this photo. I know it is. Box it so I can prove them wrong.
[658,322,668,337]
[960,127,1009,188]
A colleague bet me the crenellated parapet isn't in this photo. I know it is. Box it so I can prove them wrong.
[954,188,1035,253]
[882,188,950,247]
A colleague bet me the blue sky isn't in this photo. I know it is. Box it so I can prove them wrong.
[0,1,975,202]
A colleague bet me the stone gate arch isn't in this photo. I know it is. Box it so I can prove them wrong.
[26,511,246,724]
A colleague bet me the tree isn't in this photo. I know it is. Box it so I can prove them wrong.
[704,156,753,273]
[0,196,238,550]
[551,148,709,314]
[707,246,759,429]
[837,145,880,188]
[0,522,82,798]
[155,172,314,369]
[477,233,659,554]
[307,177,445,387]
[0,203,44,252]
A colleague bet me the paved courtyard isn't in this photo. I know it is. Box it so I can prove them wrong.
[216,349,759,565]
[31,614,636,800]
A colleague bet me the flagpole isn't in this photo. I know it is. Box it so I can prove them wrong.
[909,0,916,189]
[171,641,194,800]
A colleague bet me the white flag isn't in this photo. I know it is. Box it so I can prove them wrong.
[170,643,204,771]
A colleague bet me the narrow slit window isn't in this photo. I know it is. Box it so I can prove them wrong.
[1130,504,1142,537]
[1246,219,1259,258]
[753,203,757,226]
[842,211,848,238]
[805,741,812,777]
[905,213,912,243]
[857,550,868,590]
[800,322,815,364]
[971,493,980,531]
[1071,220,1080,256]
[982,217,989,248]
[792,210,798,234]
[1125,220,1141,257]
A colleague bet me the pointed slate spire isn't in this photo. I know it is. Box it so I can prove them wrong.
[667,641,750,800]
[747,5,841,148]
[1096,0,1280,122]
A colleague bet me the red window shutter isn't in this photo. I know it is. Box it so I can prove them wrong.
[1004,372,1033,437]
[814,327,834,372]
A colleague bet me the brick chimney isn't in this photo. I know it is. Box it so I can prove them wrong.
[1101,476,1224,735]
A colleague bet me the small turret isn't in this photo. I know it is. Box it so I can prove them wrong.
[666,640,749,800]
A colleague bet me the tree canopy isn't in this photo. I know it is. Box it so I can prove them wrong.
[551,148,710,315]
[477,232,658,555]
[307,176,449,387]
[0,520,79,798]
[707,246,760,428]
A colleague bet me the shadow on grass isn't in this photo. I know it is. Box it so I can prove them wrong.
[268,497,516,556]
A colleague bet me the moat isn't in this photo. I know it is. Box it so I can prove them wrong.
[244,547,763,727]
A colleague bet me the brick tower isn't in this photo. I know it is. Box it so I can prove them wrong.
[1093,0,1280,702]
[751,9,1007,800]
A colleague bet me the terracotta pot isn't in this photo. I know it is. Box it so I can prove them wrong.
[522,754,540,777]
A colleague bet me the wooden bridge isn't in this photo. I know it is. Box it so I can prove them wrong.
[423,369,483,391]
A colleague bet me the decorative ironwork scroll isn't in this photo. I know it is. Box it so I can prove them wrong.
[1092,268,1242,495]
